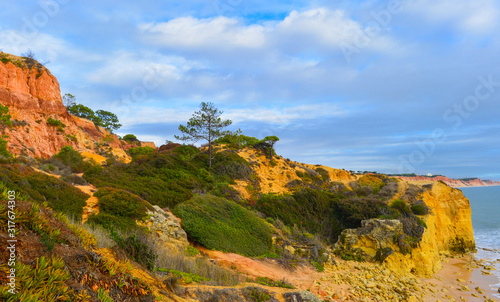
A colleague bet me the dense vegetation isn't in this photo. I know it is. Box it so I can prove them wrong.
[173,195,274,257]
[0,164,88,217]
[83,144,251,208]
[87,187,153,231]
[255,174,426,247]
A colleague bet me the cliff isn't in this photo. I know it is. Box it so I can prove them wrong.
[0,53,154,159]
[395,175,500,188]
[334,181,475,277]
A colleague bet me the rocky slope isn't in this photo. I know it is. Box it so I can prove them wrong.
[0,52,154,159]
[395,175,500,187]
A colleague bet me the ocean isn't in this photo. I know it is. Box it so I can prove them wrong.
[460,186,500,299]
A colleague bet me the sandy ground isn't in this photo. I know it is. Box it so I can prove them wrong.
[200,247,500,301]
[421,256,499,301]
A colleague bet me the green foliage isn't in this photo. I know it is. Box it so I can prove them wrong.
[0,256,78,302]
[83,145,248,208]
[52,145,92,173]
[123,134,139,143]
[173,195,274,257]
[62,93,76,108]
[175,102,232,168]
[95,109,121,132]
[254,277,295,289]
[212,150,251,180]
[89,187,152,232]
[65,134,77,142]
[157,268,209,284]
[97,288,115,302]
[0,138,12,158]
[127,146,156,159]
[0,164,89,217]
[411,204,428,215]
[110,231,158,271]
[46,117,66,132]
[185,245,200,257]
[0,104,12,127]
[256,188,389,244]
[67,103,97,120]
[390,199,411,214]
[310,261,325,272]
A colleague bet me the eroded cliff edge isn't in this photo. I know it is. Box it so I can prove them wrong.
[0,53,153,159]
[334,181,475,277]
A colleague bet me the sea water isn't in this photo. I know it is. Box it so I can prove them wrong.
[460,186,500,298]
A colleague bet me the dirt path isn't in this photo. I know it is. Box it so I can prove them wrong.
[76,184,99,224]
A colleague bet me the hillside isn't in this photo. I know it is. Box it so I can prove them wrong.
[1,52,496,301]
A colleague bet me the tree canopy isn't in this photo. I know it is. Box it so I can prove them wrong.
[66,97,121,133]
[96,110,121,133]
[175,102,232,168]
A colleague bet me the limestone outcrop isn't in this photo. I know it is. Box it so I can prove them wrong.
[138,205,189,249]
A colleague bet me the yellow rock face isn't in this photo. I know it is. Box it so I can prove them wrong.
[385,182,475,277]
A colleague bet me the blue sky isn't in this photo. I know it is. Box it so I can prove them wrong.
[1,0,500,179]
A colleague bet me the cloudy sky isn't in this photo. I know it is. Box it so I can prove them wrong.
[1,0,500,179]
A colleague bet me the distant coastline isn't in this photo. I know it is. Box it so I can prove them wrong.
[392,175,500,188]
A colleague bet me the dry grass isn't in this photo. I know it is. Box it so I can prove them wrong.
[152,240,241,286]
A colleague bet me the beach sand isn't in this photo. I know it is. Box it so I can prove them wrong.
[420,255,500,301]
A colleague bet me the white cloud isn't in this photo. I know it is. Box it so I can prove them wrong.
[408,0,500,34]
[139,8,398,55]
[139,16,266,50]
[120,102,347,127]
[87,51,203,86]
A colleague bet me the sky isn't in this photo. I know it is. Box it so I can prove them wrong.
[1,0,500,179]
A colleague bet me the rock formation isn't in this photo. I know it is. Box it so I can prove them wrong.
[0,53,155,158]
[334,181,475,277]
[395,175,500,187]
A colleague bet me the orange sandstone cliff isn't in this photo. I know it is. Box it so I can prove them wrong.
[0,53,154,158]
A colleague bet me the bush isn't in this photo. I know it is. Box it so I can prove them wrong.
[173,195,274,257]
[390,199,411,214]
[127,146,155,159]
[88,187,152,231]
[110,230,157,271]
[46,117,66,132]
[0,138,12,158]
[123,134,139,143]
[52,146,92,173]
[0,164,88,217]
[212,151,252,180]
[411,203,428,215]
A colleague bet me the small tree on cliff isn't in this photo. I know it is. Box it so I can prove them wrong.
[261,136,279,160]
[175,102,232,168]
[95,110,122,133]
[63,93,77,108]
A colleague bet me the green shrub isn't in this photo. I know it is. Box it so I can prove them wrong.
[88,187,152,231]
[110,230,157,271]
[127,146,155,159]
[157,268,209,284]
[212,151,251,180]
[173,195,274,257]
[0,138,12,158]
[254,276,295,289]
[0,164,88,217]
[0,256,77,301]
[390,199,411,214]
[46,117,66,132]
[411,204,428,215]
[123,134,138,143]
[52,145,92,173]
